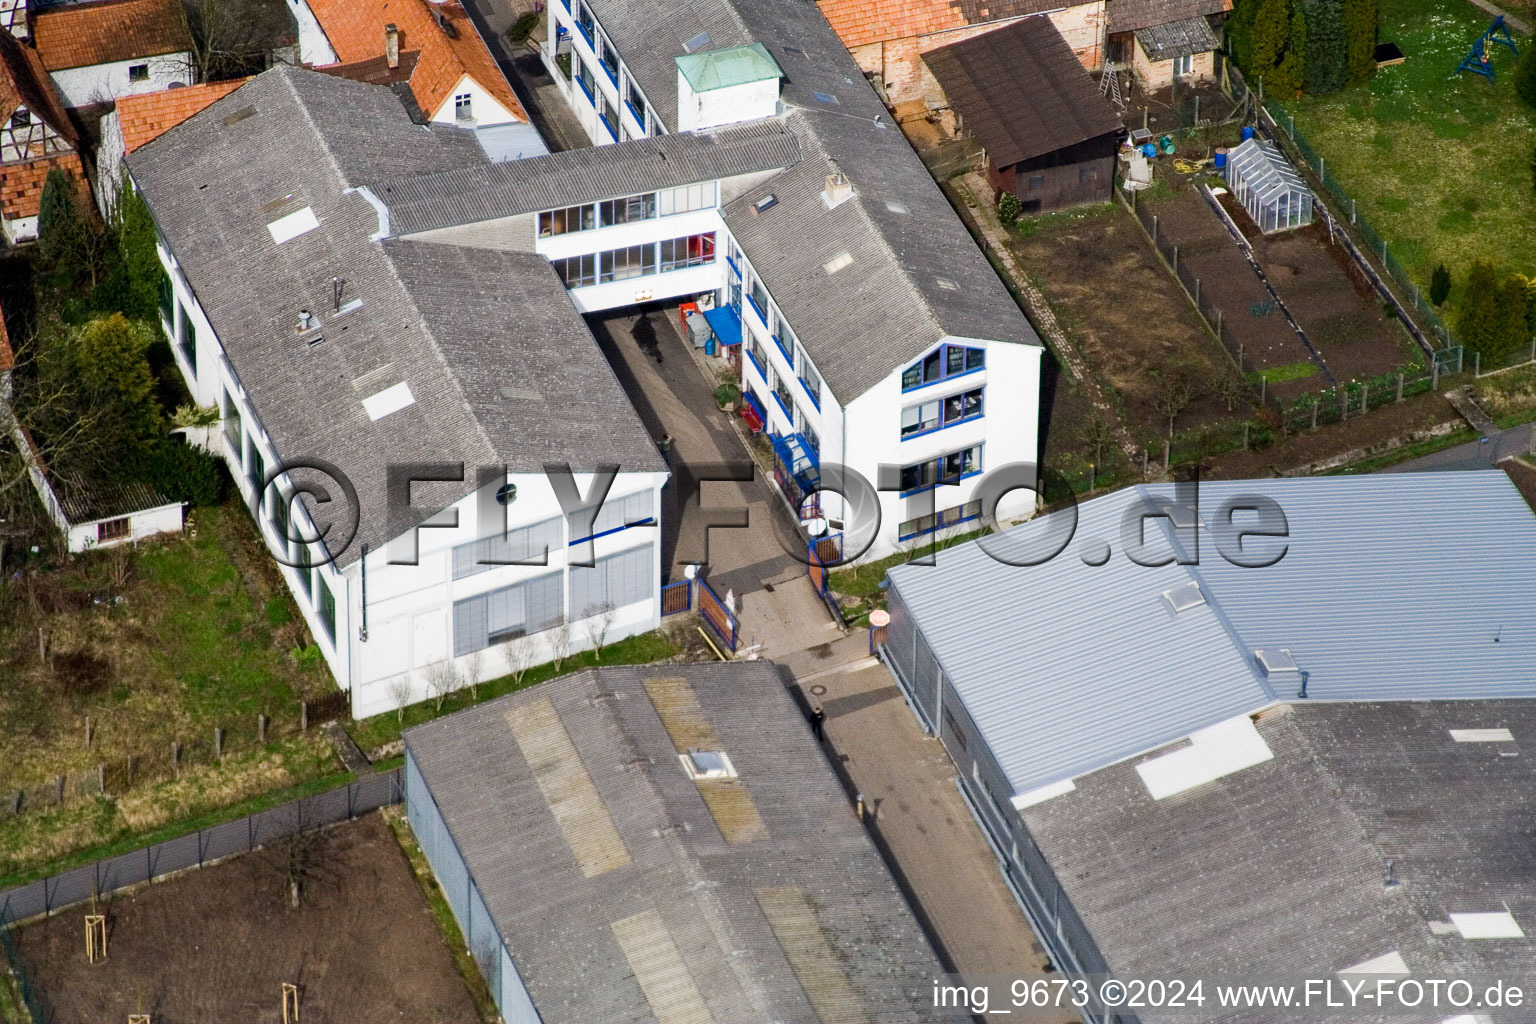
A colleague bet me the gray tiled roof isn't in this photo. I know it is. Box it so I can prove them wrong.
[888,473,1536,797]
[1105,0,1229,34]
[404,664,964,1024]
[1134,14,1220,60]
[59,480,177,522]
[1026,699,1536,1000]
[376,119,801,235]
[128,67,663,568]
[923,16,1123,168]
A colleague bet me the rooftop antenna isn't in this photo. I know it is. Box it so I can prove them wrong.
[1384,860,1400,888]
[1494,625,1502,643]
[332,277,345,313]
[1296,669,1309,700]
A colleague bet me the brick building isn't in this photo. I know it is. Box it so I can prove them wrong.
[0,24,84,243]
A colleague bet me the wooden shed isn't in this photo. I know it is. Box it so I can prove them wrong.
[923,16,1122,214]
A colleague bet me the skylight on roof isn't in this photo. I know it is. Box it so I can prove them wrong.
[1338,951,1410,976]
[682,31,711,53]
[267,206,319,245]
[1450,728,1514,743]
[934,277,959,291]
[885,200,909,215]
[812,91,839,105]
[1161,581,1206,614]
[1136,715,1274,800]
[1253,648,1299,675]
[681,749,737,780]
[823,252,853,275]
[1449,912,1524,939]
[361,381,415,421]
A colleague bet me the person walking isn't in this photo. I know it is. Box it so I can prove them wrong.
[811,705,826,741]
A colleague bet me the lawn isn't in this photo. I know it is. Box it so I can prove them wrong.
[0,502,340,874]
[1280,0,1536,301]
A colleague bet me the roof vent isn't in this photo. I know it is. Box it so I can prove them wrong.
[822,169,853,209]
[1253,648,1299,675]
[1161,580,1205,614]
[751,193,778,215]
[296,309,316,333]
[385,23,399,68]
[680,749,737,780]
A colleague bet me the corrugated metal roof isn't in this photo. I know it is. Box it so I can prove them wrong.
[1134,15,1219,61]
[888,473,1536,798]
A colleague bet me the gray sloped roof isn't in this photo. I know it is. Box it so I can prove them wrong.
[1134,14,1220,60]
[128,67,662,568]
[375,118,801,235]
[404,664,964,1024]
[923,15,1122,168]
[1105,0,1230,34]
[587,0,751,128]
[1026,699,1536,994]
[59,480,178,523]
[888,472,1536,797]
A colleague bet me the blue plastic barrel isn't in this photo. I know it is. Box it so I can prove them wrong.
[1142,142,1157,159]
[1241,124,1255,141]
[706,338,716,356]
[1213,146,1228,169]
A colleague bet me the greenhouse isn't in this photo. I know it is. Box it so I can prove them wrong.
[1224,137,1313,233]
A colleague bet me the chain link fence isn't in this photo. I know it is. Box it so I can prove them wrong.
[0,770,402,1022]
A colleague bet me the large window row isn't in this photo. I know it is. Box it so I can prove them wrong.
[899,499,983,542]
[538,184,718,239]
[900,384,984,439]
[899,444,983,496]
[453,572,565,656]
[452,515,564,580]
[551,233,716,288]
[902,343,985,391]
[570,543,651,619]
[577,489,653,542]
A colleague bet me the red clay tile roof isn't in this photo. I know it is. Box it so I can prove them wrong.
[0,26,76,138]
[115,78,246,154]
[31,0,192,72]
[304,0,525,122]
[1,150,86,220]
[817,0,1065,49]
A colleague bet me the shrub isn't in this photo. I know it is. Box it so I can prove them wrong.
[1430,263,1451,307]
[1342,0,1377,85]
[143,440,227,507]
[507,11,539,44]
[1458,260,1501,357]
[1302,0,1346,95]
[712,382,740,407]
[998,191,1022,223]
[1515,43,1536,111]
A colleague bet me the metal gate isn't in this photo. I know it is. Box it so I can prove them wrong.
[696,577,738,652]
[660,579,692,616]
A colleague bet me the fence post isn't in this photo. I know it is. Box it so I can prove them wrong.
[1311,403,1319,431]
[1217,309,1224,338]
[1340,391,1348,421]
[259,714,268,745]
[1396,373,1404,402]
[1318,156,1324,179]
[1351,198,1356,224]
[1458,348,1464,374]
[1152,214,1159,244]
[1243,422,1250,450]
[214,727,224,761]
[1475,351,1481,377]
[1172,245,1179,273]
[171,741,180,780]
[1195,278,1201,306]
[1362,384,1369,411]
[53,775,63,805]
[1432,358,1440,390]
[1530,339,1535,365]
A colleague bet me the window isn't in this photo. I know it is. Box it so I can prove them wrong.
[1079,165,1098,183]
[454,92,473,121]
[11,109,29,126]
[899,499,983,541]
[128,64,150,82]
[600,243,655,282]
[1174,53,1194,77]
[658,182,716,215]
[798,350,822,408]
[943,386,984,426]
[771,367,794,417]
[748,276,768,321]
[799,412,819,454]
[175,300,194,365]
[901,344,983,391]
[294,551,312,598]
[569,542,651,619]
[598,193,655,226]
[452,515,563,580]
[316,575,335,646]
[944,709,967,751]
[1027,175,1044,190]
[901,399,940,438]
[597,32,619,84]
[269,488,290,555]
[659,232,715,271]
[572,489,653,543]
[746,334,767,378]
[575,53,595,101]
[596,93,618,139]
[96,517,130,543]
[576,1,595,43]
[622,74,646,131]
[452,573,564,656]
[551,253,598,287]
[538,203,596,237]
[221,388,241,455]
[157,271,173,326]
[898,444,983,495]
[246,438,265,508]
[771,309,793,363]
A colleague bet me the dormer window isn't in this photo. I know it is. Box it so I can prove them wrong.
[901,343,984,391]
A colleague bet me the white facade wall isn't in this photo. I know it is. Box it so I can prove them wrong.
[543,1,654,145]
[426,72,522,128]
[676,75,778,133]
[3,215,39,244]
[49,53,193,108]
[345,468,666,720]
[68,503,185,552]
[284,0,337,65]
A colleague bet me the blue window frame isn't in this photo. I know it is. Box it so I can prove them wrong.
[772,331,794,366]
[898,499,983,542]
[597,32,619,85]
[747,275,769,326]
[576,2,595,46]
[596,94,619,141]
[726,255,742,278]
[797,348,822,410]
[745,334,768,381]
[901,384,984,440]
[898,444,983,496]
[574,54,595,104]
[770,368,794,420]
[901,343,984,392]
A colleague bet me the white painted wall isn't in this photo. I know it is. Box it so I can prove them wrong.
[676,74,778,133]
[2,214,40,244]
[49,53,193,108]
[426,72,523,128]
[284,0,337,65]
[68,503,186,552]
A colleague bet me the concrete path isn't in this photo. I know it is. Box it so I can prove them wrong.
[1384,418,1536,473]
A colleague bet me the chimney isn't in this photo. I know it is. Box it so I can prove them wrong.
[821,167,853,208]
[385,23,399,69]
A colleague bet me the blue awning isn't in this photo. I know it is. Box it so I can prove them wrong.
[703,306,743,347]
[771,432,820,492]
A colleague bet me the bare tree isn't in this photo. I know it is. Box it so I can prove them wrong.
[1073,413,1117,468]
[549,620,572,674]
[1215,374,1251,413]
[178,0,294,82]
[462,648,485,702]
[386,676,413,724]
[1155,377,1196,439]
[423,661,461,713]
[500,635,534,686]
[582,602,618,661]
